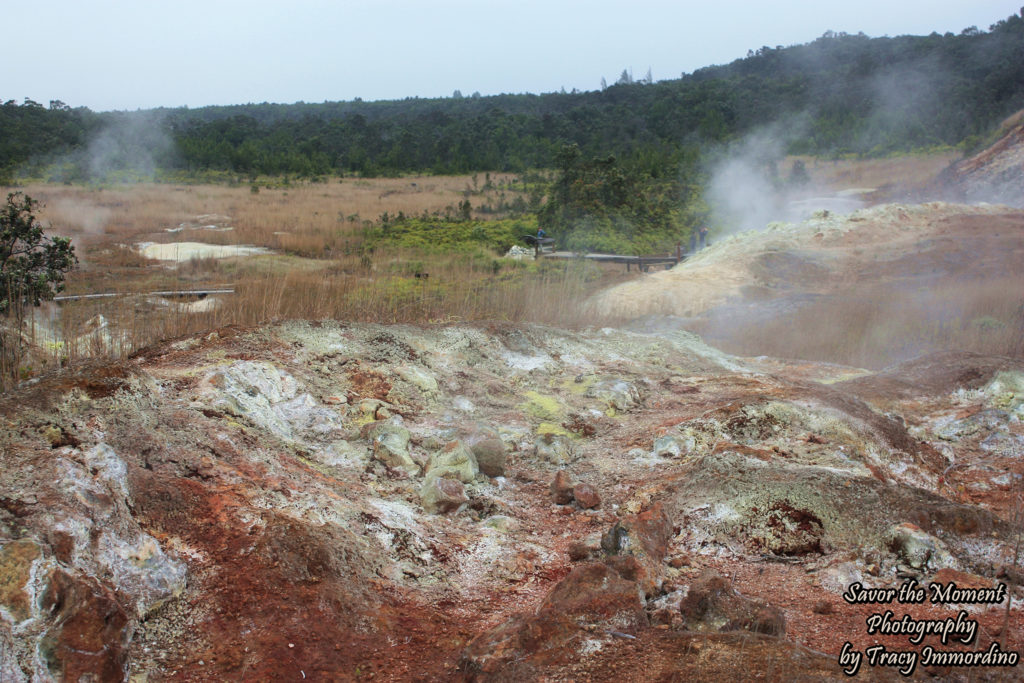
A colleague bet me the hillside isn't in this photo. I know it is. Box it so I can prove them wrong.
[936,109,1024,206]
[3,10,1024,179]
[593,202,1024,368]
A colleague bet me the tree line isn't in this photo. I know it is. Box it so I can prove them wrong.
[2,11,1023,181]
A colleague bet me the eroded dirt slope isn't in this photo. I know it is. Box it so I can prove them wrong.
[592,202,1024,368]
[593,203,1023,319]
[0,321,1022,681]
[936,110,1024,207]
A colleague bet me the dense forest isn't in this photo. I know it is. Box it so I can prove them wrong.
[2,12,1023,182]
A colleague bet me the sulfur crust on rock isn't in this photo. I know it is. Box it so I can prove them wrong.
[2,313,1022,680]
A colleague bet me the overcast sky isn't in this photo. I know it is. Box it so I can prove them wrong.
[6,1,1021,112]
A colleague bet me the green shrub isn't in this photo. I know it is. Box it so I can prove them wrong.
[364,216,537,255]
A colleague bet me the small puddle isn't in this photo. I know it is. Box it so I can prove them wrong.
[136,242,271,261]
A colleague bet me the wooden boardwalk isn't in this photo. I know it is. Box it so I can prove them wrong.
[53,288,235,303]
[522,235,688,271]
[543,251,684,271]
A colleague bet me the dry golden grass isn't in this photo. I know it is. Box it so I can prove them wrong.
[0,177,625,385]
[785,152,959,192]
[22,174,519,245]
[12,175,527,288]
[6,168,1020,387]
[17,255,625,381]
[18,175,527,287]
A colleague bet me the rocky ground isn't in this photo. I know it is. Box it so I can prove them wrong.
[935,110,1024,208]
[1,312,1022,680]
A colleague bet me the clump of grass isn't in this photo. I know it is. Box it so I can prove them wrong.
[364,216,538,255]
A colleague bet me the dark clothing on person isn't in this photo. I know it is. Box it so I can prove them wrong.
[699,226,709,249]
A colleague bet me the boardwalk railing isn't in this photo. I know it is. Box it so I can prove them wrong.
[520,236,690,271]
[53,288,235,303]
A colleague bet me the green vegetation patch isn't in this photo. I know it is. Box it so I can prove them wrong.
[365,216,537,255]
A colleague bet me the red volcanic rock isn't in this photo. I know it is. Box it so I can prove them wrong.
[811,600,834,615]
[38,570,130,682]
[572,482,601,509]
[550,469,576,505]
[539,562,647,630]
[461,562,647,674]
[682,569,786,637]
[599,503,675,596]
[680,569,733,621]
[668,554,690,568]
[567,542,592,561]
[739,606,787,637]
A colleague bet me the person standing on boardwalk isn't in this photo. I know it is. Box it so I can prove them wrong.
[699,225,709,249]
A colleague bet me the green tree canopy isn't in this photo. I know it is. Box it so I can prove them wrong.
[1,192,77,315]
[538,144,699,254]
[2,11,1023,178]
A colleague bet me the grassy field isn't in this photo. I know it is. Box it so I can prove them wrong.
[6,149,1014,385]
[7,175,633,382]
[26,173,524,260]
[784,151,959,193]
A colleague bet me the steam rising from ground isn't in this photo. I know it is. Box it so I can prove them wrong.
[704,119,865,237]
[705,52,971,237]
[46,200,112,236]
[705,132,788,233]
[41,199,113,267]
[33,110,176,184]
[592,202,1024,368]
[861,59,943,153]
[87,111,174,181]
